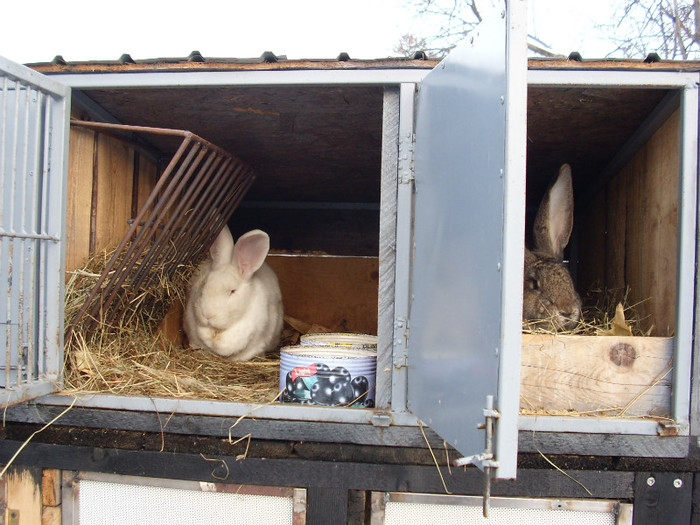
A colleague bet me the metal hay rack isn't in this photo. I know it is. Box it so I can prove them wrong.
[66,120,256,338]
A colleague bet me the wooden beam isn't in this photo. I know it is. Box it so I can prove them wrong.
[521,334,673,417]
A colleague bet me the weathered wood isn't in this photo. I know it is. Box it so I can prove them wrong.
[157,297,185,348]
[42,506,61,525]
[267,255,378,335]
[4,465,42,525]
[94,134,134,253]
[40,469,61,507]
[65,126,96,273]
[136,153,158,216]
[0,440,636,501]
[521,334,673,416]
[625,109,680,336]
[4,402,690,458]
[580,110,680,337]
[577,190,606,295]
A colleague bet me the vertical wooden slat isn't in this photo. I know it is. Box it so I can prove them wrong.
[137,155,158,215]
[5,465,42,525]
[577,190,607,296]
[622,110,680,336]
[94,134,134,254]
[605,153,630,292]
[65,126,95,273]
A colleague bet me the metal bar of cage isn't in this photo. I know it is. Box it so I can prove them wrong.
[65,120,256,338]
[1,56,70,404]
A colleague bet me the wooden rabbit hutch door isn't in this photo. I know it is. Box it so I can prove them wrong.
[520,69,698,434]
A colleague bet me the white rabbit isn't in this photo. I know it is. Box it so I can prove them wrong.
[523,164,582,331]
[183,225,283,361]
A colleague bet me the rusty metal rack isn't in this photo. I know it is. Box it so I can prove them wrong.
[66,120,256,337]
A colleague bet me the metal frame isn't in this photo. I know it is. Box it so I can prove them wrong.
[5,54,697,460]
[371,492,633,525]
[0,56,70,405]
[522,69,699,438]
[61,470,306,525]
[42,69,431,89]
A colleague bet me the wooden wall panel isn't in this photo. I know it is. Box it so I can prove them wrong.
[137,155,158,215]
[267,255,379,335]
[623,110,680,336]
[577,190,607,295]
[94,134,134,253]
[65,126,95,272]
[580,110,680,336]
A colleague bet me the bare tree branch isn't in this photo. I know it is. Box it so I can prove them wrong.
[605,0,700,59]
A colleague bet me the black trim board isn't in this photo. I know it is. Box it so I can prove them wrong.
[3,403,690,458]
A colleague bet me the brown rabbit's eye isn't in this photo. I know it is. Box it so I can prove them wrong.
[526,278,539,290]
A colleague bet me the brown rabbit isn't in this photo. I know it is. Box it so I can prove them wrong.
[523,164,582,331]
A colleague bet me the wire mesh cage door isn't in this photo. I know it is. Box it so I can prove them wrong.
[0,56,71,405]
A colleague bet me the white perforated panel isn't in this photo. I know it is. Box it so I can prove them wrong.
[384,501,616,525]
[78,480,293,525]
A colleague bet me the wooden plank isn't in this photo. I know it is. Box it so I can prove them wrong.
[65,126,95,273]
[577,189,607,295]
[632,109,680,336]
[157,297,185,348]
[267,255,378,335]
[94,134,134,253]
[41,469,60,507]
[4,465,42,525]
[42,507,61,525]
[0,441,637,500]
[605,159,629,292]
[608,110,680,337]
[521,334,673,417]
[136,154,158,215]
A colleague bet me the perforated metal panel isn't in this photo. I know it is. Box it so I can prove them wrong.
[377,494,631,525]
[78,479,295,525]
[384,501,616,524]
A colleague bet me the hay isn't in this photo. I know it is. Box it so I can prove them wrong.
[63,246,282,403]
[522,285,652,336]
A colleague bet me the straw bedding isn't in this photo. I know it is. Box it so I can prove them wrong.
[62,247,285,402]
[63,247,649,404]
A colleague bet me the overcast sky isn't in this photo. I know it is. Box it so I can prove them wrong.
[2,0,619,65]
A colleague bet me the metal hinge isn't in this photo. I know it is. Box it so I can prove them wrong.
[398,132,415,185]
[452,395,500,518]
[393,316,409,369]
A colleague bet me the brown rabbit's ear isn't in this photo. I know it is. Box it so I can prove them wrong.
[210,225,235,268]
[533,164,574,261]
[233,230,270,280]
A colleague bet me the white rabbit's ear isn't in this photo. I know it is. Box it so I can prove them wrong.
[533,164,574,261]
[233,229,270,280]
[210,225,235,268]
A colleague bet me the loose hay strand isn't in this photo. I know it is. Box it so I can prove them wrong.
[0,396,79,479]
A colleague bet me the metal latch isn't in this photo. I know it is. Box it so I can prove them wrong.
[452,395,500,518]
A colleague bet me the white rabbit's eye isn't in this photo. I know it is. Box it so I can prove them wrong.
[229,289,236,296]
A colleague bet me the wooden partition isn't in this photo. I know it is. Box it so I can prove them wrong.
[578,109,680,337]
[65,122,158,274]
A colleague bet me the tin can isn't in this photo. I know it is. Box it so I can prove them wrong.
[280,346,377,408]
[299,332,378,349]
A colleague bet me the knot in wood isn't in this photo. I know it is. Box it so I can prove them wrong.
[609,342,637,367]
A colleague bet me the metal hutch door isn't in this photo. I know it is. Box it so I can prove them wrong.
[408,0,528,480]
